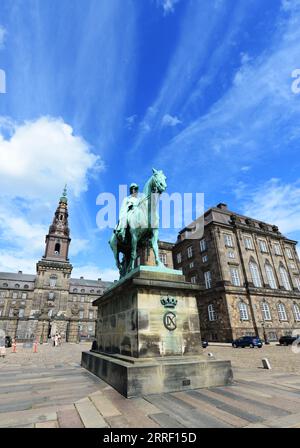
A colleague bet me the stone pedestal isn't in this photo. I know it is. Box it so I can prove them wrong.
[81,266,233,397]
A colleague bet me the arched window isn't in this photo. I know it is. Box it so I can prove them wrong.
[239,301,249,321]
[208,304,217,321]
[277,302,288,321]
[15,283,20,288]
[293,303,300,322]
[261,301,272,321]
[265,263,277,289]
[49,276,57,288]
[279,266,291,290]
[249,261,262,287]
[54,243,60,254]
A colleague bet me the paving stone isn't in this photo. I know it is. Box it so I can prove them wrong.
[146,394,232,428]
[209,387,291,418]
[89,391,121,418]
[105,415,132,428]
[264,412,300,428]
[148,412,184,428]
[172,391,249,428]
[188,390,263,424]
[75,398,108,428]
[35,420,59,428]
[57,407,84,428]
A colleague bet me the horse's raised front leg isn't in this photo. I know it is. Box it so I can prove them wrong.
[152,228,164,267]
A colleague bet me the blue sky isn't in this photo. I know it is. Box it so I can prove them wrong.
[0,0,300,280]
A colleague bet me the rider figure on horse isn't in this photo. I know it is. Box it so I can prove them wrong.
[115,183,140,243]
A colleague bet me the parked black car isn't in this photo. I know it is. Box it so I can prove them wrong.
[279,335,299,346]
[5,336,12,348]
[232,336,263,348]
[202,340,208,349]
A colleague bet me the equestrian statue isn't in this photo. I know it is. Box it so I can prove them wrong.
[109,168,167,277]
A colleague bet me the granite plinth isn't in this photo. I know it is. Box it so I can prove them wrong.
[81,266,233,397]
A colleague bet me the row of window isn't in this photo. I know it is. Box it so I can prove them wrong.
[233,263,298,291]
[0,307,96,320]
[1,283,30,289]
[176,235,296,265]
[0,291,28,299]
[191,264,300,291]
[225,233,295,259]
[207,301,300,322]
[72,296,94,303]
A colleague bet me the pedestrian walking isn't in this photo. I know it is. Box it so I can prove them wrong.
[54,333,58,347]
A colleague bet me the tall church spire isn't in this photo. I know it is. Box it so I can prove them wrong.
[43,186,71,261]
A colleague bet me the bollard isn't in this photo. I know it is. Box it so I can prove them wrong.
[262,358,271,370]
[207,352,214,358]
[33,340,38,353]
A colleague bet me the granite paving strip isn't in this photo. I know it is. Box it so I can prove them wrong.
[263,412,300,428]
[187,390,263,424]
[237,379,300,403]
[222,384,300,413]
[102,389,160,428]
[35,420,59,428]
[147,412,186,428]
[0,407,58,427]
[74,397,109,428]
[209,386,291,418]
[146,393,233,428]
[132,397,161,416]
[89,391,122,418]
[105,415,132,428]
[57,407,84,428]
[196,388,289,421]
[172,391,249,428]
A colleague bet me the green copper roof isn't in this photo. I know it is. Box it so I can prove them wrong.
[60,184,68,203]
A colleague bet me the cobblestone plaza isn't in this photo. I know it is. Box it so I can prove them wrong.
[1,342,300,428]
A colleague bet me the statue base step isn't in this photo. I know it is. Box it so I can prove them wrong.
[81,350,233,398]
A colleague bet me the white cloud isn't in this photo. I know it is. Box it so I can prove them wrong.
[241,166,251,172]
[0,116,104,274]
[0,26,6,49]
[158,0,180,15]
[71,264,118,282]
[240,179,300,235]
[125,114,137,130]
[69,238,89,257]
[0,116,103,200]
[0,250,37,274]
[162,114,182,127]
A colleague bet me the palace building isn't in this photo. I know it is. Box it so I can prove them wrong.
[0,189,111,342]
[173,203,300,342]
[1,193,300,345]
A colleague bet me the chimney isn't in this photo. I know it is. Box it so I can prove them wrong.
[98,278,102,281]
[80,276,84,279]
[18,270,22,274]
[216,203,228,210]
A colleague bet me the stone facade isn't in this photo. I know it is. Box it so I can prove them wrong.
[173,203,300,342]
[0,190,111,342]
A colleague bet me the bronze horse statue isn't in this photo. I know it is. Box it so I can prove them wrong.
[109,169,167,277]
